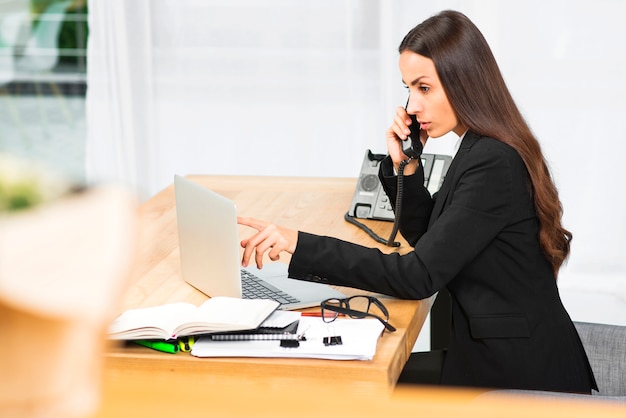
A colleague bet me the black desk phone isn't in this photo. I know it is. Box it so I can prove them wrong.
[345,115,452,246]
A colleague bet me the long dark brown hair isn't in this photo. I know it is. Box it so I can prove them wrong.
[400,10,571,276]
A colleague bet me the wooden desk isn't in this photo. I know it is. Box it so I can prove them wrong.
[97,176,625,418]
[105,175,432,393]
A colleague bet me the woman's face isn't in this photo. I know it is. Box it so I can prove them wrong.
[399,51,466,138]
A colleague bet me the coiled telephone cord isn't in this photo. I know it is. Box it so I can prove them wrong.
[344,157,413,248]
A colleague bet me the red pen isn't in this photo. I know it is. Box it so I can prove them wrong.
[301,312,345,318]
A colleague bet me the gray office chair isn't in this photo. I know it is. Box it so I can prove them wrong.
[476,321,626,404]
[576,321,626,397]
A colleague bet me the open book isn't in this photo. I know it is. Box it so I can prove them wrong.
[108,297,279,340]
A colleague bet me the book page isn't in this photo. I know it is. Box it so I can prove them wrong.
[108,302,197,339]
[174,297,278,336]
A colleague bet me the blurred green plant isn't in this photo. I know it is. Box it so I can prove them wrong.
[0,154,73,212]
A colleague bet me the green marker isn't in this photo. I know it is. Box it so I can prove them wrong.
[134,339,179,354]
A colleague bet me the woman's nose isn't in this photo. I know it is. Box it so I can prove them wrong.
[406,94,421,115]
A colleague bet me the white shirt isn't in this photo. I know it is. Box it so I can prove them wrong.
[451,130,468,159]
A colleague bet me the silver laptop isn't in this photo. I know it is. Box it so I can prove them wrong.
[174,175,345,310]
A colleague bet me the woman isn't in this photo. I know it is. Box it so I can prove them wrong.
[238,10,596,393]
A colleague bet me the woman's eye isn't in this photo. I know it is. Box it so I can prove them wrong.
[419,86,430,93]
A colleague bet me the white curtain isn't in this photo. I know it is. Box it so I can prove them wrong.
[86,0,626,327]
[86,0,159,197]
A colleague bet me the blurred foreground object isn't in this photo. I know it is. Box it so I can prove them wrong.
[0,154,137,417]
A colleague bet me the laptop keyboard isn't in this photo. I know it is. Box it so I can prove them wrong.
[240,269,300,305]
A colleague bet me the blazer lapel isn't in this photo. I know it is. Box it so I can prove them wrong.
[428,131,480,227]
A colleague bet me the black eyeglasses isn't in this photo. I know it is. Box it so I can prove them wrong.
[320,295,396,332]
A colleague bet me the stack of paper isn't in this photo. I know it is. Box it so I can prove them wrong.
[191,317,385,361]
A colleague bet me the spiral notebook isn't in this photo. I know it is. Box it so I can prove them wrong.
[205,310,302,341]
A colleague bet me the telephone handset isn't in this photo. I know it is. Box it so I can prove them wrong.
[402,114,423,160]
[386,113,421,246]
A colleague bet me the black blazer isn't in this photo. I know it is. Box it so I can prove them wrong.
[289,131,596,392]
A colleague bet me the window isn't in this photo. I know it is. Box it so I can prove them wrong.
[0,0,87,181]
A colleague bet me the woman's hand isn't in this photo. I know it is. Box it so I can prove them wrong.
[386,106,427,175]
[238,217,299,269]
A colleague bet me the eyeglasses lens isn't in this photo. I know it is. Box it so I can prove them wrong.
[321,298,341,323]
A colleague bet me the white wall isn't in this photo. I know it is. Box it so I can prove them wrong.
[87,0,626,345]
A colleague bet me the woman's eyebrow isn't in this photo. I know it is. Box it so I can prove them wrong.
[402,76,427,87]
